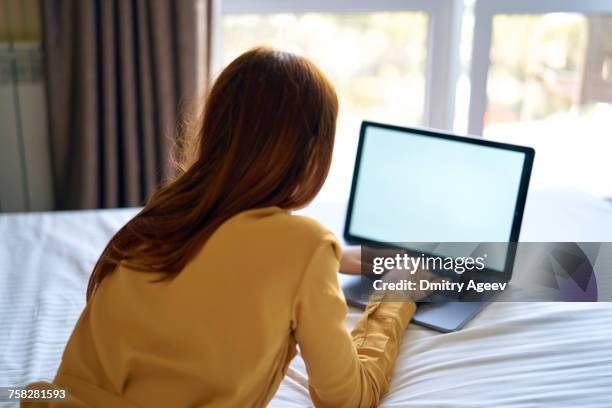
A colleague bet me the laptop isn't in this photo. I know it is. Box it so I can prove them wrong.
[341,121,534,332]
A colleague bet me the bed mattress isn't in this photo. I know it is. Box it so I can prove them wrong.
[1,189,612,407]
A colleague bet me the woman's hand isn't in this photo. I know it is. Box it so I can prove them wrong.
[338,246,408,275]
[340,246,445,301]
[379,266,444,302]
[339,247,362,274]
[339,246,401,275]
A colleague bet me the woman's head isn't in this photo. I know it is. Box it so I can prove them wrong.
[181,46,338,208]
[87,47,338,299]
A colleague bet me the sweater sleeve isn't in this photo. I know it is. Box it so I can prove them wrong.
[292,236,416,408]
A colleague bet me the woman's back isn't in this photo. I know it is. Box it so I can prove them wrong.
[52,207,335,407]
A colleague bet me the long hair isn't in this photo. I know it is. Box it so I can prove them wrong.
[86,47,338,300]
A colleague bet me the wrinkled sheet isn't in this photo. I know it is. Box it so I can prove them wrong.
[1,189,612,407]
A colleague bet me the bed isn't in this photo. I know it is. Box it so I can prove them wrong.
[1,188,612,407]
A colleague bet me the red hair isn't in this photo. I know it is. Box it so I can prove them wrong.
[87,47,338,300]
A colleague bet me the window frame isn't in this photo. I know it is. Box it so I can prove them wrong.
[215,0,463,130]
[468,0,612,136]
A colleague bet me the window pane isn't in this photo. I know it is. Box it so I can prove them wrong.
[485,13,612,197]
[222,12,428,200]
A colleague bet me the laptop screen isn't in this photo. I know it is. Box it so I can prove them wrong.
[346,123,532,272]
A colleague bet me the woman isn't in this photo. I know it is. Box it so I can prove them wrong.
[24,47,416,408]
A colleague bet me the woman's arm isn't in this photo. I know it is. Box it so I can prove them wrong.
[292,238,416,408]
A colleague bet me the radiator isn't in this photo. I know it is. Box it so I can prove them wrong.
[0,42,53,212]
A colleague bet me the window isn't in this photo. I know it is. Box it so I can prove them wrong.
[468,1,612,197]
[211,0,612,201]
[218,0,461,201]
[224,12,428,126]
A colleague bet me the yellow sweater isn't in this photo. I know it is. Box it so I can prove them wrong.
[24,207,415,407]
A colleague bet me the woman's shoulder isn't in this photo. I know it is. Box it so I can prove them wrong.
[228,206,339,248]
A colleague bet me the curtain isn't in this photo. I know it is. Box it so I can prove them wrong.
[42,0,213,210]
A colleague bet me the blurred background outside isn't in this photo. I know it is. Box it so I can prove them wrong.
[1,0,611,210]
[222,2,612,201]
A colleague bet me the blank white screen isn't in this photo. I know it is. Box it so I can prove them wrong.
[349,125,526,245]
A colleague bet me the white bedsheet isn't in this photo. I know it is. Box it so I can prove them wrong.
[273,303,612,408]
[1,188,612,407]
